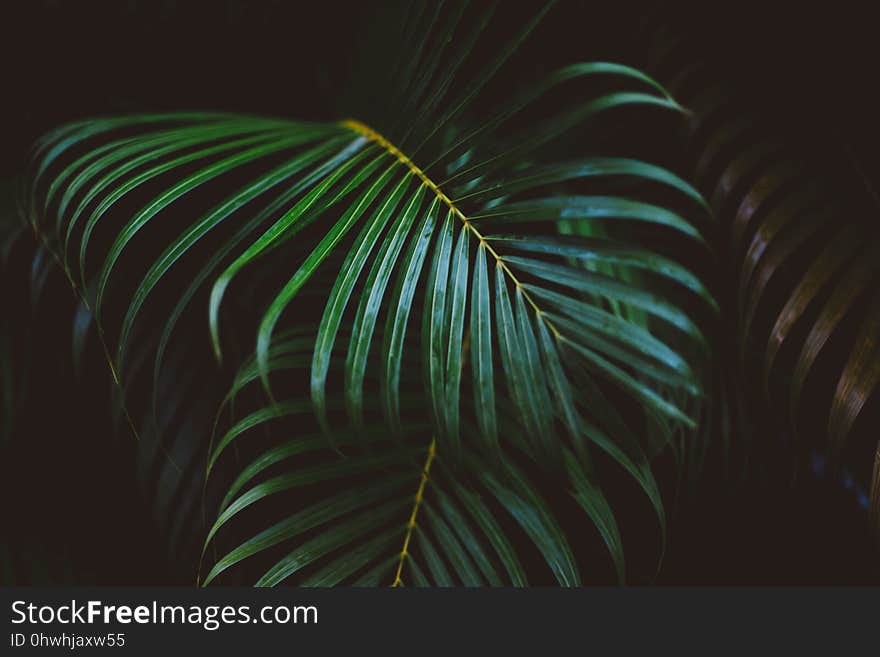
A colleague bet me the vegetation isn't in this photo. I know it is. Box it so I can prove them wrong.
[2,1,876,585]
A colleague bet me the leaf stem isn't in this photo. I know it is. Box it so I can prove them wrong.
[391,437,436,587]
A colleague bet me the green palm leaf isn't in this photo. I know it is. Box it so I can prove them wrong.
[25,1,716,586]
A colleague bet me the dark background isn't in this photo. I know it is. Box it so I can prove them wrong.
[1,0,878,584]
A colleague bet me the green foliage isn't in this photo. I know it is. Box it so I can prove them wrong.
[23,2,715,585]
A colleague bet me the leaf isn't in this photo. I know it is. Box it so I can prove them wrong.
[442,226,470,454]
[490,234,715,311]
[344,185,427,431]
[470,243,497,451]
[470,195,704,241]
[482,459,580,586]
[505,256,705,343]
[426,210,456,438]
[208,142,378,360]
[153,136,366,397]
[381,198,440,433]
[28,3,713,587]
[202,482,410,586]
[563,448,625,583]
[311,173,414,434]
[117,136,349,369]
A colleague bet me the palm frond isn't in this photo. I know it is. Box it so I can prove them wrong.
[647,23,879,501]
[24,2,716,585]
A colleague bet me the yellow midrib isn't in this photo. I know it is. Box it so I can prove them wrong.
[391,437,436,587]
[341,118,563,341]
